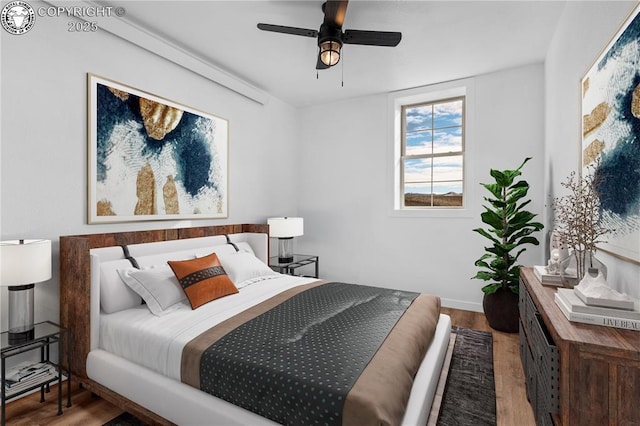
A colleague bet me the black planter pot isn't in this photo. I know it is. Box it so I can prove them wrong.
[483,287,519,333]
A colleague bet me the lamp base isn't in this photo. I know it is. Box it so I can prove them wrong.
[8,329,35,344]
[8,284,35,343]
[277,237,294,264]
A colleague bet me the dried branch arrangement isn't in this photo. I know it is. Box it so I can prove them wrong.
[551,161,612,277]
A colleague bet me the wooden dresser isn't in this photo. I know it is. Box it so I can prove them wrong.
[519,267,640,426]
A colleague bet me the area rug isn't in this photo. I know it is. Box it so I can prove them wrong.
[104,326,496,426]
[433,326,496,426]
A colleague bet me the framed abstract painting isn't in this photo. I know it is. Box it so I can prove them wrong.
[581,3,640,264]
[87,74,228,223]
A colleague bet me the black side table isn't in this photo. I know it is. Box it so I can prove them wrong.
[1,321,71,425]
[269,254,319,278]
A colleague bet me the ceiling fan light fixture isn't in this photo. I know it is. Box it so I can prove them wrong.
[258,0,402,71]
[319,39,341,66]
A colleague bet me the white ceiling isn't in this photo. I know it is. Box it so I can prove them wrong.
[114,1,567,107]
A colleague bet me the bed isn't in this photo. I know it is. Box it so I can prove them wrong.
[60,224,451,425]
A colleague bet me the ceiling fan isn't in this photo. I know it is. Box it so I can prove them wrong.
[257,0,402,70]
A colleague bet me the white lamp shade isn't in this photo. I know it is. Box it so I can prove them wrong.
[1,239,52,286]
[268,217,304,238]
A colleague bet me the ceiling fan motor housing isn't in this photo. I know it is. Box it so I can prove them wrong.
[318,24,343,66]
[318,24,343,48]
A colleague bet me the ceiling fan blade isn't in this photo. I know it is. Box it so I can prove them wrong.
[257,23,317,38]
[316,55,330,70]
[323,0,349,28]
[343,29,402,47]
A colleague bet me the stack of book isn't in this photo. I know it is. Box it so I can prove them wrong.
[4,361,58,397]
[555,288,640,331]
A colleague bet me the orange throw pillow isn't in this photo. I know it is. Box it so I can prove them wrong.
[167,252,238,309]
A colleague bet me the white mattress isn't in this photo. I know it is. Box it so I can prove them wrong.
[99,274,317,380]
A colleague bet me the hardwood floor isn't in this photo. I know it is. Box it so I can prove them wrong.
[3,382,122,426]
[4,308,535,425]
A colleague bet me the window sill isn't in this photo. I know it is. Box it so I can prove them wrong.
[388,207,474,219]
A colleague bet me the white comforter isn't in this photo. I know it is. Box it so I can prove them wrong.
[99,274,317,380]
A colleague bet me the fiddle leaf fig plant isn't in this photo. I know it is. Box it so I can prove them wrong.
[473,157,544,295]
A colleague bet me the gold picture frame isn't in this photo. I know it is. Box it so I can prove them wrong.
[87,74,228,223]
[580,3,640,265]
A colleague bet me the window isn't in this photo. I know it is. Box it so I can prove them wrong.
[401,97,465,208]
[389,79,473,217]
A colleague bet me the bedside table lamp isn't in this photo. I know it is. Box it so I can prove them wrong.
[1,239,52,342]
[268,217,303,263]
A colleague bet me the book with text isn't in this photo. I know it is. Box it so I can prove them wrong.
[555,293,640,332]
[557,288,640,320]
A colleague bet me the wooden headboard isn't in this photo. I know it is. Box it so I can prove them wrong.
[59,223,268,380]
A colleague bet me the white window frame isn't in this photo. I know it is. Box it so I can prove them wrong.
[388,78,475,218]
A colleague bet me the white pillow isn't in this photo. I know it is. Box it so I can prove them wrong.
[99,248,194,314]
[194,244,237,259]
[135,249,195,268]
[100,259,143,314]
[118,265,187,316]
[217,251,279,287]
[235,241,256,256]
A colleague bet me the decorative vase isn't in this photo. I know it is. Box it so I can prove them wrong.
[482,287,519,333]
[561,249,607,283]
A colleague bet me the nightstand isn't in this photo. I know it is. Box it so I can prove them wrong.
[1,321,71,425]
[269,254,319,278]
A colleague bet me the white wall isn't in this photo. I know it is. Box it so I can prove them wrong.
[0,2,299,328]
[545,0,640,298]
[3,1,637,330]
[296,63,546,312]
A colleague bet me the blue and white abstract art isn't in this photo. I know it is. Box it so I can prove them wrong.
[88,74,228,223]
[581,3,640,264]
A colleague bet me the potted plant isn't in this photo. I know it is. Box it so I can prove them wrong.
[473,157,544,333]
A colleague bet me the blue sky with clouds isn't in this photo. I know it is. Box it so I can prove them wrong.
[404,99,463,195]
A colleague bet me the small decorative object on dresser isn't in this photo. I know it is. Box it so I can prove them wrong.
[574,268,634,310]
[535,229,577,287]
[545,229,570,275]
[472,157,544,333]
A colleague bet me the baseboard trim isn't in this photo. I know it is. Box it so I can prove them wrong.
[441,298,483,313]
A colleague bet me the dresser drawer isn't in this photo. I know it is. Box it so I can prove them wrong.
[521,285,538,333]
[531,313,560,414]
[519,321,528,373]
[520,324,536,402]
